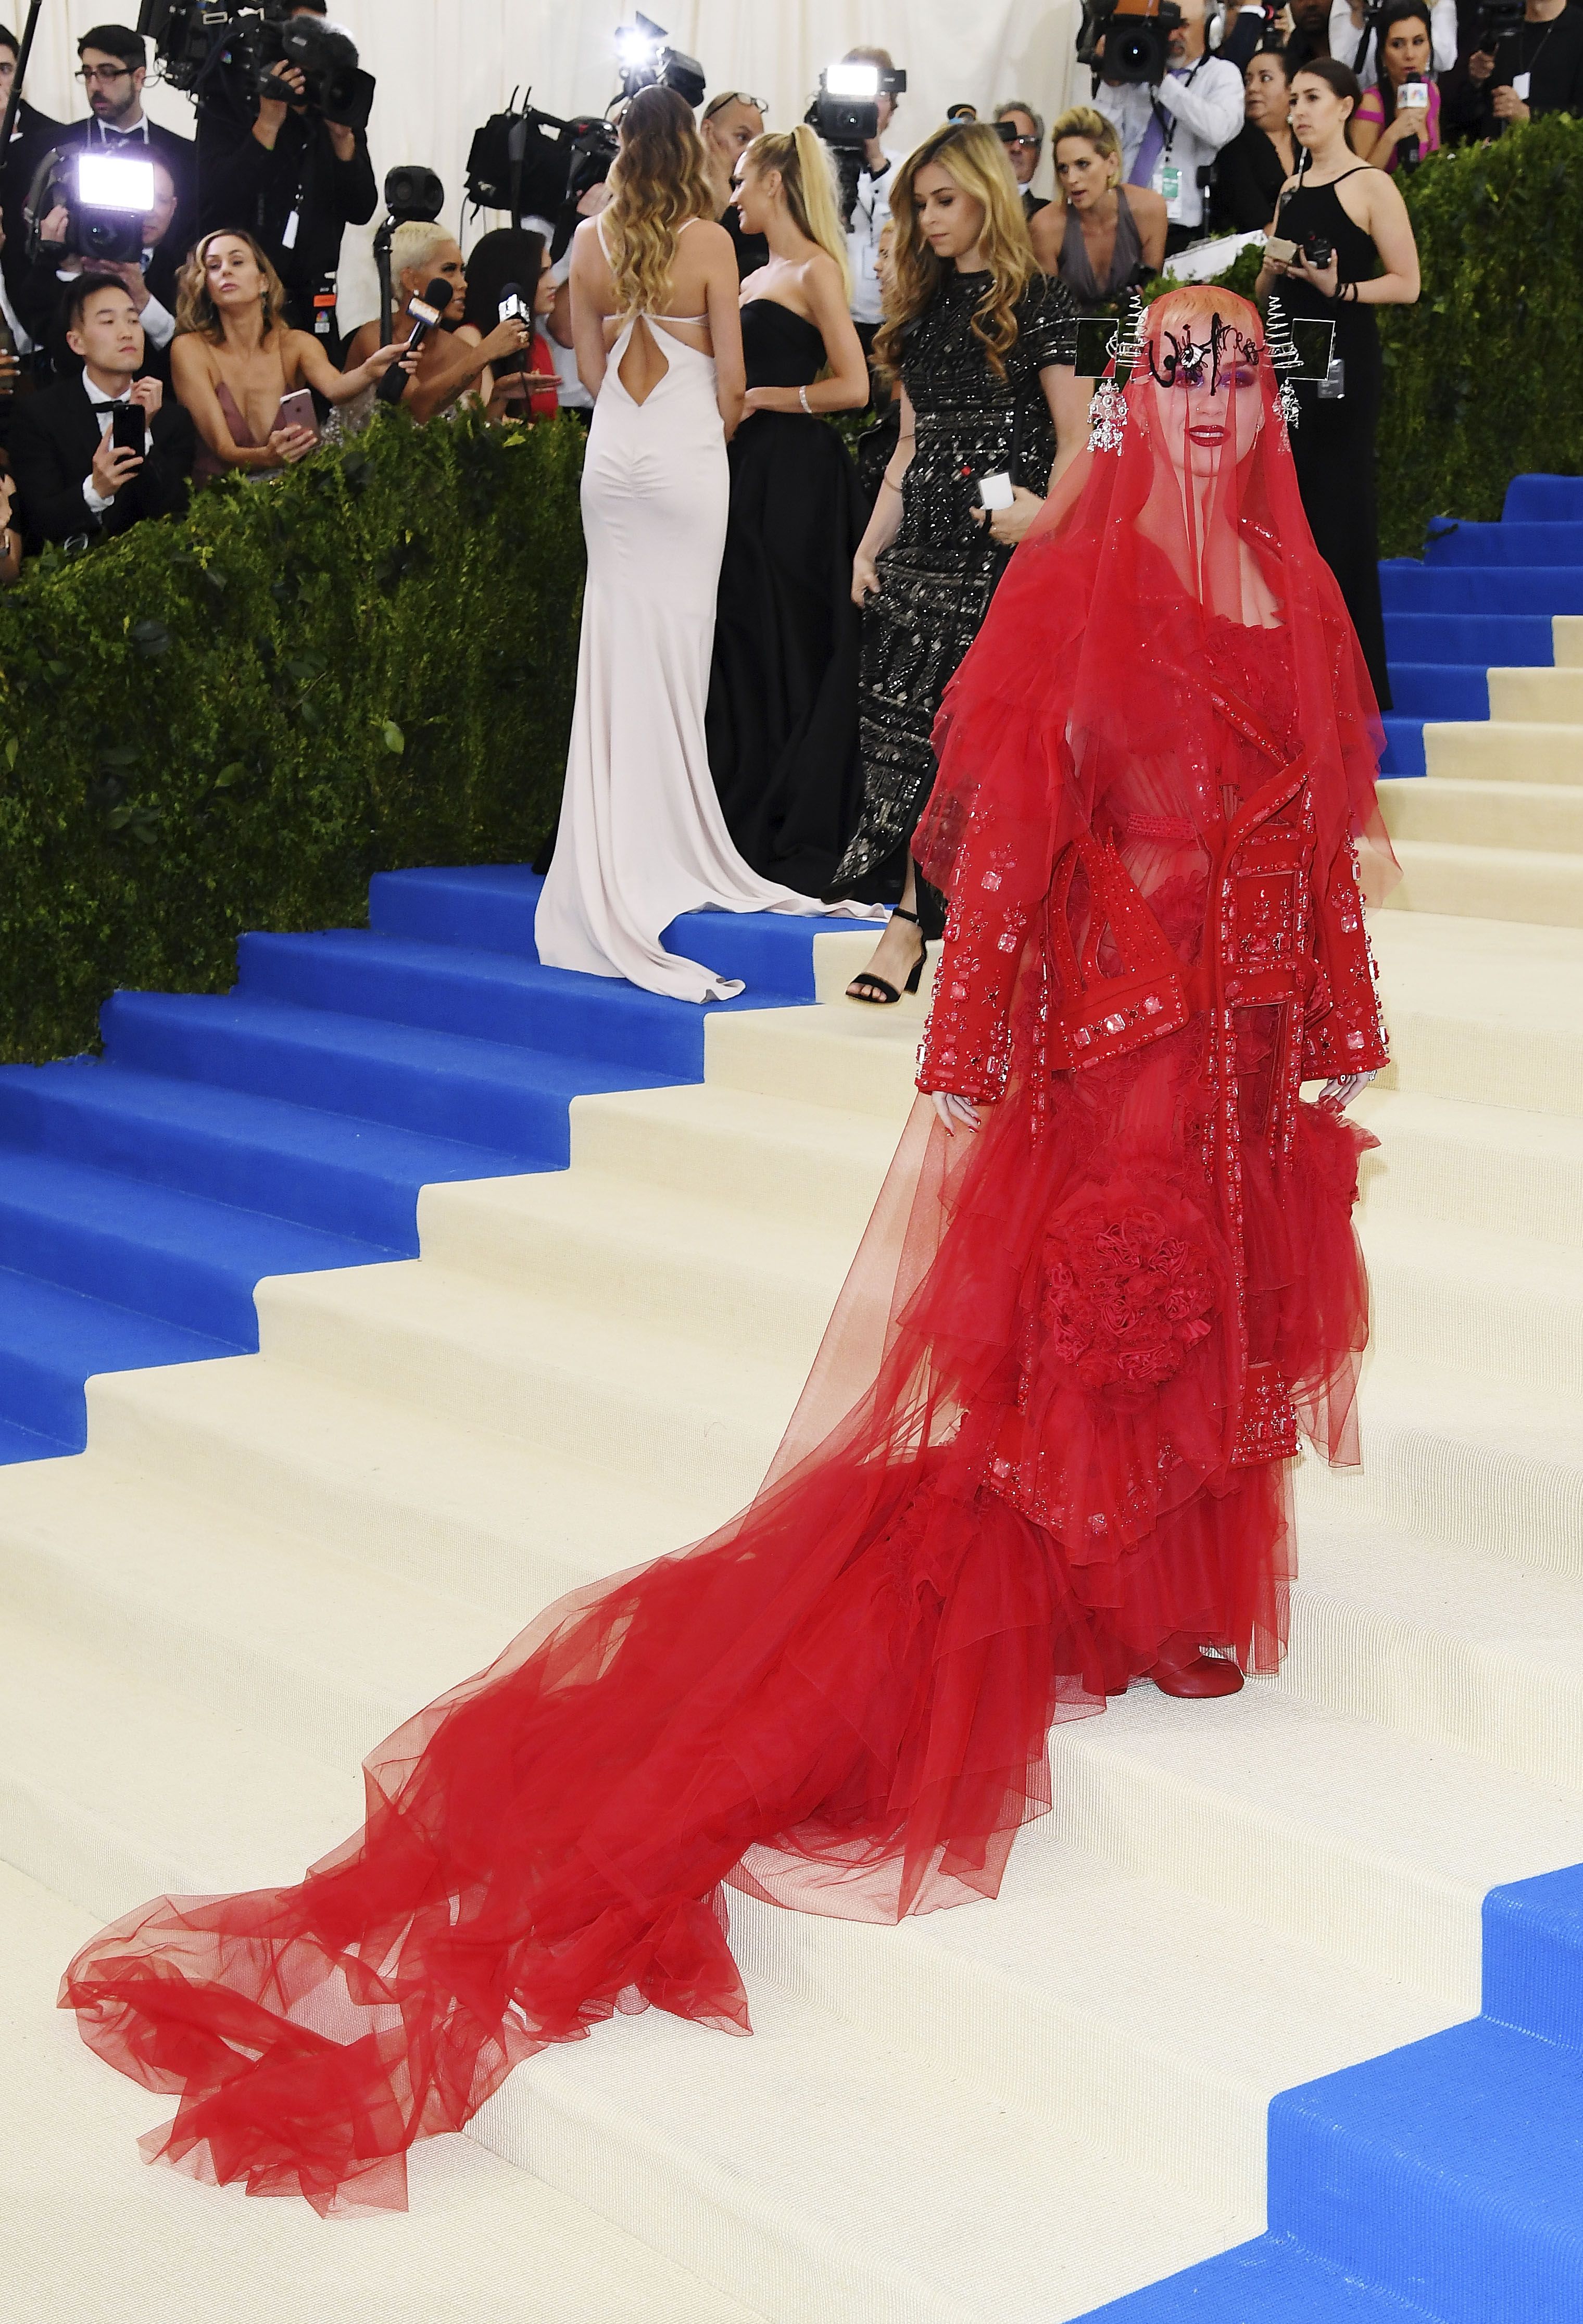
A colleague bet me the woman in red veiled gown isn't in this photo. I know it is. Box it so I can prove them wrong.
[60,287,1394,2216]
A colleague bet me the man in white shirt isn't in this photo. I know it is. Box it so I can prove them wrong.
[1095,0,1245,250]
[7,273,193,550]
[838,47,903,352]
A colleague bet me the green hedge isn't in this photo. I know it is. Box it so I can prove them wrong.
[0,409,585,1065]
[1138,115,1583,552]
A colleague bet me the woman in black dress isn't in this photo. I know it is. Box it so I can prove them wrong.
[1256,59,1420,707]
[1212,44,1298,233]
[705,125,872,893]
[828,120,1084,1004]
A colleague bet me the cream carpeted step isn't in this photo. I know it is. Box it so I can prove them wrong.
[1369,914,1583,1113]
[1380,776,1583,852]
[1423,722,1583,786]
[3,1861,763,2324]
[1553,613,1583,667]
[705,1001,927,1117]
[1487,664,1583,722]
[1379,839,1583,927]
[1352,1086,1583,1246]
[1362,1215,1583,1393]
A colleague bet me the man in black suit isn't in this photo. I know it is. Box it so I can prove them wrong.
[8,272,193,552]
[0,26,67,314]
[197,0,375,352]
[60,25,196,224]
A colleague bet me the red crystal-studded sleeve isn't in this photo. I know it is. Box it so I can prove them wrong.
[1302,838,1389,1080]
[915,887,1033,1102]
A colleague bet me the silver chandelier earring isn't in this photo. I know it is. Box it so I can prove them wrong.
[1087,291,1145,456]
[1264,294,1303,438]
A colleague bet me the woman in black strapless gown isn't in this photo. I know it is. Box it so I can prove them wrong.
[705,127,873,894]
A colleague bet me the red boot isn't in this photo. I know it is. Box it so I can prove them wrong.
[1150,1635,1245,1698]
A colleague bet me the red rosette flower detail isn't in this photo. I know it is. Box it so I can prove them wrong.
[1031,1182,1222,1406]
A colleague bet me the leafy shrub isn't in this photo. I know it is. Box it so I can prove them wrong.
[0,408,585,1064]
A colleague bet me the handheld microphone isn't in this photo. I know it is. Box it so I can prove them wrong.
[376,276,454,404]
[496,281,527,377]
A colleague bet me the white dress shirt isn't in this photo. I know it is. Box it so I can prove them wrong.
[82,378,151,515]
[1095,57,1246,233]
[1328,0,1458,84]
[847,149,901,327]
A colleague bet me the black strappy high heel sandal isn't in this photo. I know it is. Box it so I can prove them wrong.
[846,906,928,1006]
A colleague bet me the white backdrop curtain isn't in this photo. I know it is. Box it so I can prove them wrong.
[4,2,1086,325]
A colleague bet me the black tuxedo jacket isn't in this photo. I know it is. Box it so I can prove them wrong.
[1,99,69,307]
[8,373,194,552]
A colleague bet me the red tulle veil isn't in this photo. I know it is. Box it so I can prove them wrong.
[58,290,1394,2217]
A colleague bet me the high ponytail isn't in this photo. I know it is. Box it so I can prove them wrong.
[743,123,852,295]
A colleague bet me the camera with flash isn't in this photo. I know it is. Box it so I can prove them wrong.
[29,149,156,265]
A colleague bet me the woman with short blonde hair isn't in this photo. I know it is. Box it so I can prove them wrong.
[827,120,1085,1006]
[172,228,407,480]
[1029,107,1169,314]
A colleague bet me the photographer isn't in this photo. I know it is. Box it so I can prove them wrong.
[1446,0,1583,133]
[197,1,376,353]
[0,25,66,313]
[838,47,903,351]
[19,155,182,381]
[1095,0,1245,253]
[993,100,1049,220]
[7,272,193,551]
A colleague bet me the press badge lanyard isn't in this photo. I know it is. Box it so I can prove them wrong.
[1151,55,1209,217]
[1509,17,1554,104]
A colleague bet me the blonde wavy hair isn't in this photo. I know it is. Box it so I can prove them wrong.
[601,83,715,318]
[1050,104,1123,187]
[875,121,1035,381]
[740,123,851,295]
[176,229,290,345]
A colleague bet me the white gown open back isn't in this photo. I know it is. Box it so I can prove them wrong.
[535,218,880,1005]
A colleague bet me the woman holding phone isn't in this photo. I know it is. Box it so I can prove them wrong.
[1352,2,1443,169]
[1257,60,1420,706]
[172,230,409,483]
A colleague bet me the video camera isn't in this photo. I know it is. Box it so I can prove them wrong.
[135,1,376,130]
[28,147,156,264]
[1077,0,1184,87]
[1472,0,1526,46]
[466,103,618,256]
[614,15,706,108]
[805,57,908,152]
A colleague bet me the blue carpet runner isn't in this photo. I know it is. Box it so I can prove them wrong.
[0,867,827,1460]
[1080,1864,1583,2323]
[1381,471,1583,776]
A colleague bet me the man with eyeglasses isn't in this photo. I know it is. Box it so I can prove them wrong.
[699,90,769,278]
[994,100,1050,221]
[61,25,196,219]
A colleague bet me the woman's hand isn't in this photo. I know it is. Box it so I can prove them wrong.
[266,423,317,466]
[972,484,1044,549]
[930,1091,984,1135]
[1279,249,1341,299]
[741,385,784,416]
[1316,1069,1376,1113]
[362,340,419,384]
[480,315,534,368]
[852,549,881,605]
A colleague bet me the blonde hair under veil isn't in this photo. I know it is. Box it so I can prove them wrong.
[740,123,852,295]
[875,120,1035,381]
[601,83,716,318]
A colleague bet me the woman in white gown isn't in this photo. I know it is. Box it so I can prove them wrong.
[535,86,881,1005]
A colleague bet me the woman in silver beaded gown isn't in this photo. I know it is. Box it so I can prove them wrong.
[826,120,1085,1004]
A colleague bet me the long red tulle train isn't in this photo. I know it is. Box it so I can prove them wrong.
[59,285,1391,2216]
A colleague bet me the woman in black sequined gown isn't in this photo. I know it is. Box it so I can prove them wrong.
[825,122,1084,1004]
[705,128,873,893]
